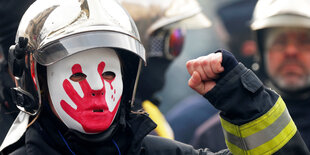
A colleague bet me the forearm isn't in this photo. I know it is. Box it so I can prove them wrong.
[204,63,309,154]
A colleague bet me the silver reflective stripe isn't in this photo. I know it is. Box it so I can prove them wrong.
[223,108,291,150]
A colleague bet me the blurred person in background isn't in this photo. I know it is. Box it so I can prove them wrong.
[192,0,310,150]
[120,0,212,139]
[251,0,310,147]
[139,0,230,144]
[0,0,35,144]
[155,0,230,114]
[165,0,257,145]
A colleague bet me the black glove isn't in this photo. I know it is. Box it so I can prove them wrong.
[216,49,238,78]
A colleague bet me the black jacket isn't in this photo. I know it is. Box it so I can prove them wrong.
[284,96,310,148]
[2,63,309,155]
[4,111,229,155]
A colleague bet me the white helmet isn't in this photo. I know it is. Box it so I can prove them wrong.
[251,0,310,52]
[2,0,148,150]
[250,0,310,63]
[251,0,310,31]
[9,0,145,115]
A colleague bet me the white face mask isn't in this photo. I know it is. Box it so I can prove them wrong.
[47,48,123,134]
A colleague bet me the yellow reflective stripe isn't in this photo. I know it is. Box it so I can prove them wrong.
[221,97,285,138]
[224,108,293,150]
[221,97,297,155]
[225,120,296,155]
[225,140,246,155]
[249,120,296,154]
[142,100,174,139]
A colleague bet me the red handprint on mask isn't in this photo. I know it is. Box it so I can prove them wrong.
[60,62,121,133]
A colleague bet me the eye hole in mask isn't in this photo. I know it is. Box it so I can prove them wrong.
[70,72,87,82]
[102,71,115,81]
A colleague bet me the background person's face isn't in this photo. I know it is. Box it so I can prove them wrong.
[47,48,123,134]
[266,28,310,90]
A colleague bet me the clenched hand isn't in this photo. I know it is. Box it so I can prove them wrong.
[186,52,224,95]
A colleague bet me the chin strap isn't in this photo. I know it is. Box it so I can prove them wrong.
[0,111,30,151]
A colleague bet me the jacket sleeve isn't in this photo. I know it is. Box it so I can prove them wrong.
[204,63,310,155]
[142,135,232,155]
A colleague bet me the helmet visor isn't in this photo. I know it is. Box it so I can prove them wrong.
[35,31,145,66]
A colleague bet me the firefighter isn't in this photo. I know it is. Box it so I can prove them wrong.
[0,0,308,154]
